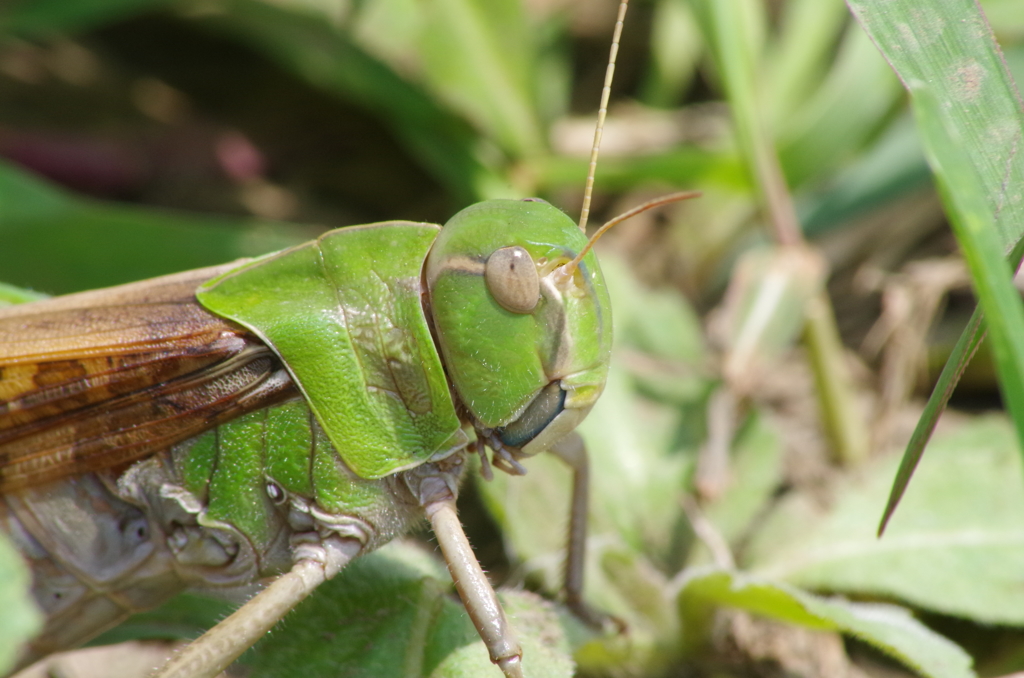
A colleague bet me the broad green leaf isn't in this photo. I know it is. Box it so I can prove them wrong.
[240,541,574,678]
[0,0,170,35]
[749,415,1024,626]
[847,0,1024,530]
[0,160,308,294]
[92,542,576,677]
[0,531,43,676]
[678,568,974,678]
[89,593,234,646]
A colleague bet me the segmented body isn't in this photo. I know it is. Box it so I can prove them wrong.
[0,262,465,674]
[1,386,464,675]
[2,468,191,665]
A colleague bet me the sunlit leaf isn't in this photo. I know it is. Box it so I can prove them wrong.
[749,415,1024,626]
[679,568,974,678]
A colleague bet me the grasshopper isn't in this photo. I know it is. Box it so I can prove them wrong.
[0,2,694,675]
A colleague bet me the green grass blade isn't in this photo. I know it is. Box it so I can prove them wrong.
[197,0,495,203]
[420,0,545,159]
[881,223,1024,537]
[848,0,1024,252]
[640,0,702,107]
[763,0,849,126]
[848,0,1024,530]
[877,307,986,535]
[0,281,47,307]
[912,85,1024,490]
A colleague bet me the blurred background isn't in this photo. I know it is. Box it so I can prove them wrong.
[4,0,1024,677]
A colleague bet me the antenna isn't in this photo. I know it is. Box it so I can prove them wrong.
[578,0,629,234]
[557,192,701,284]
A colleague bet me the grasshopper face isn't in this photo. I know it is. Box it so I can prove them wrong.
[425,198,613,458]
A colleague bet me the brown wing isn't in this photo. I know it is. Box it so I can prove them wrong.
[0,264,299,492]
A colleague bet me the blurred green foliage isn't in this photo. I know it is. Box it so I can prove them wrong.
[5,0,1024,677]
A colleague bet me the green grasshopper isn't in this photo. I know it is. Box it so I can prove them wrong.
[0,2,694,675]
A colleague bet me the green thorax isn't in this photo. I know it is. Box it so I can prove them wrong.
[197,222,466,479]
[177,399,413,574]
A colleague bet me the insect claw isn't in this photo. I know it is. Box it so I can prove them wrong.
[566,595,628,635]
[492,452,527,476]
[473,427,529,476]
[475,441,495,481]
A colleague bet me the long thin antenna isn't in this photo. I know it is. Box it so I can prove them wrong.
[578,0,629,234]
[563,192,700,279]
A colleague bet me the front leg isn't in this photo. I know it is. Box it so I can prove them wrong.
[427,499,524,678]
[408,463,524,678]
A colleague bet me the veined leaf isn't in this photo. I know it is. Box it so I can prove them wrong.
[678,568,974,678]
[749,415,1024,627]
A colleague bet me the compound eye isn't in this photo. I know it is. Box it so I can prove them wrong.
[485,246,540,314]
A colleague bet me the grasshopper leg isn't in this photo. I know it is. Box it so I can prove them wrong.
[548,432,621,632]
[425,498,524,678]
[152,537,361,678]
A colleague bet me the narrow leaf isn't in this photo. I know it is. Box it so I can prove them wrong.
[0,281,47,307]
[878,308,985,535]
[194,0,495,202]
[0,160,307,294]
[847,0,1024,527]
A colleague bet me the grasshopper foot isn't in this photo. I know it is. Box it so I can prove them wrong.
[567,595,627,635]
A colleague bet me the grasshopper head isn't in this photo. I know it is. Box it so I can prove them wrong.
[425,198,612,457]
